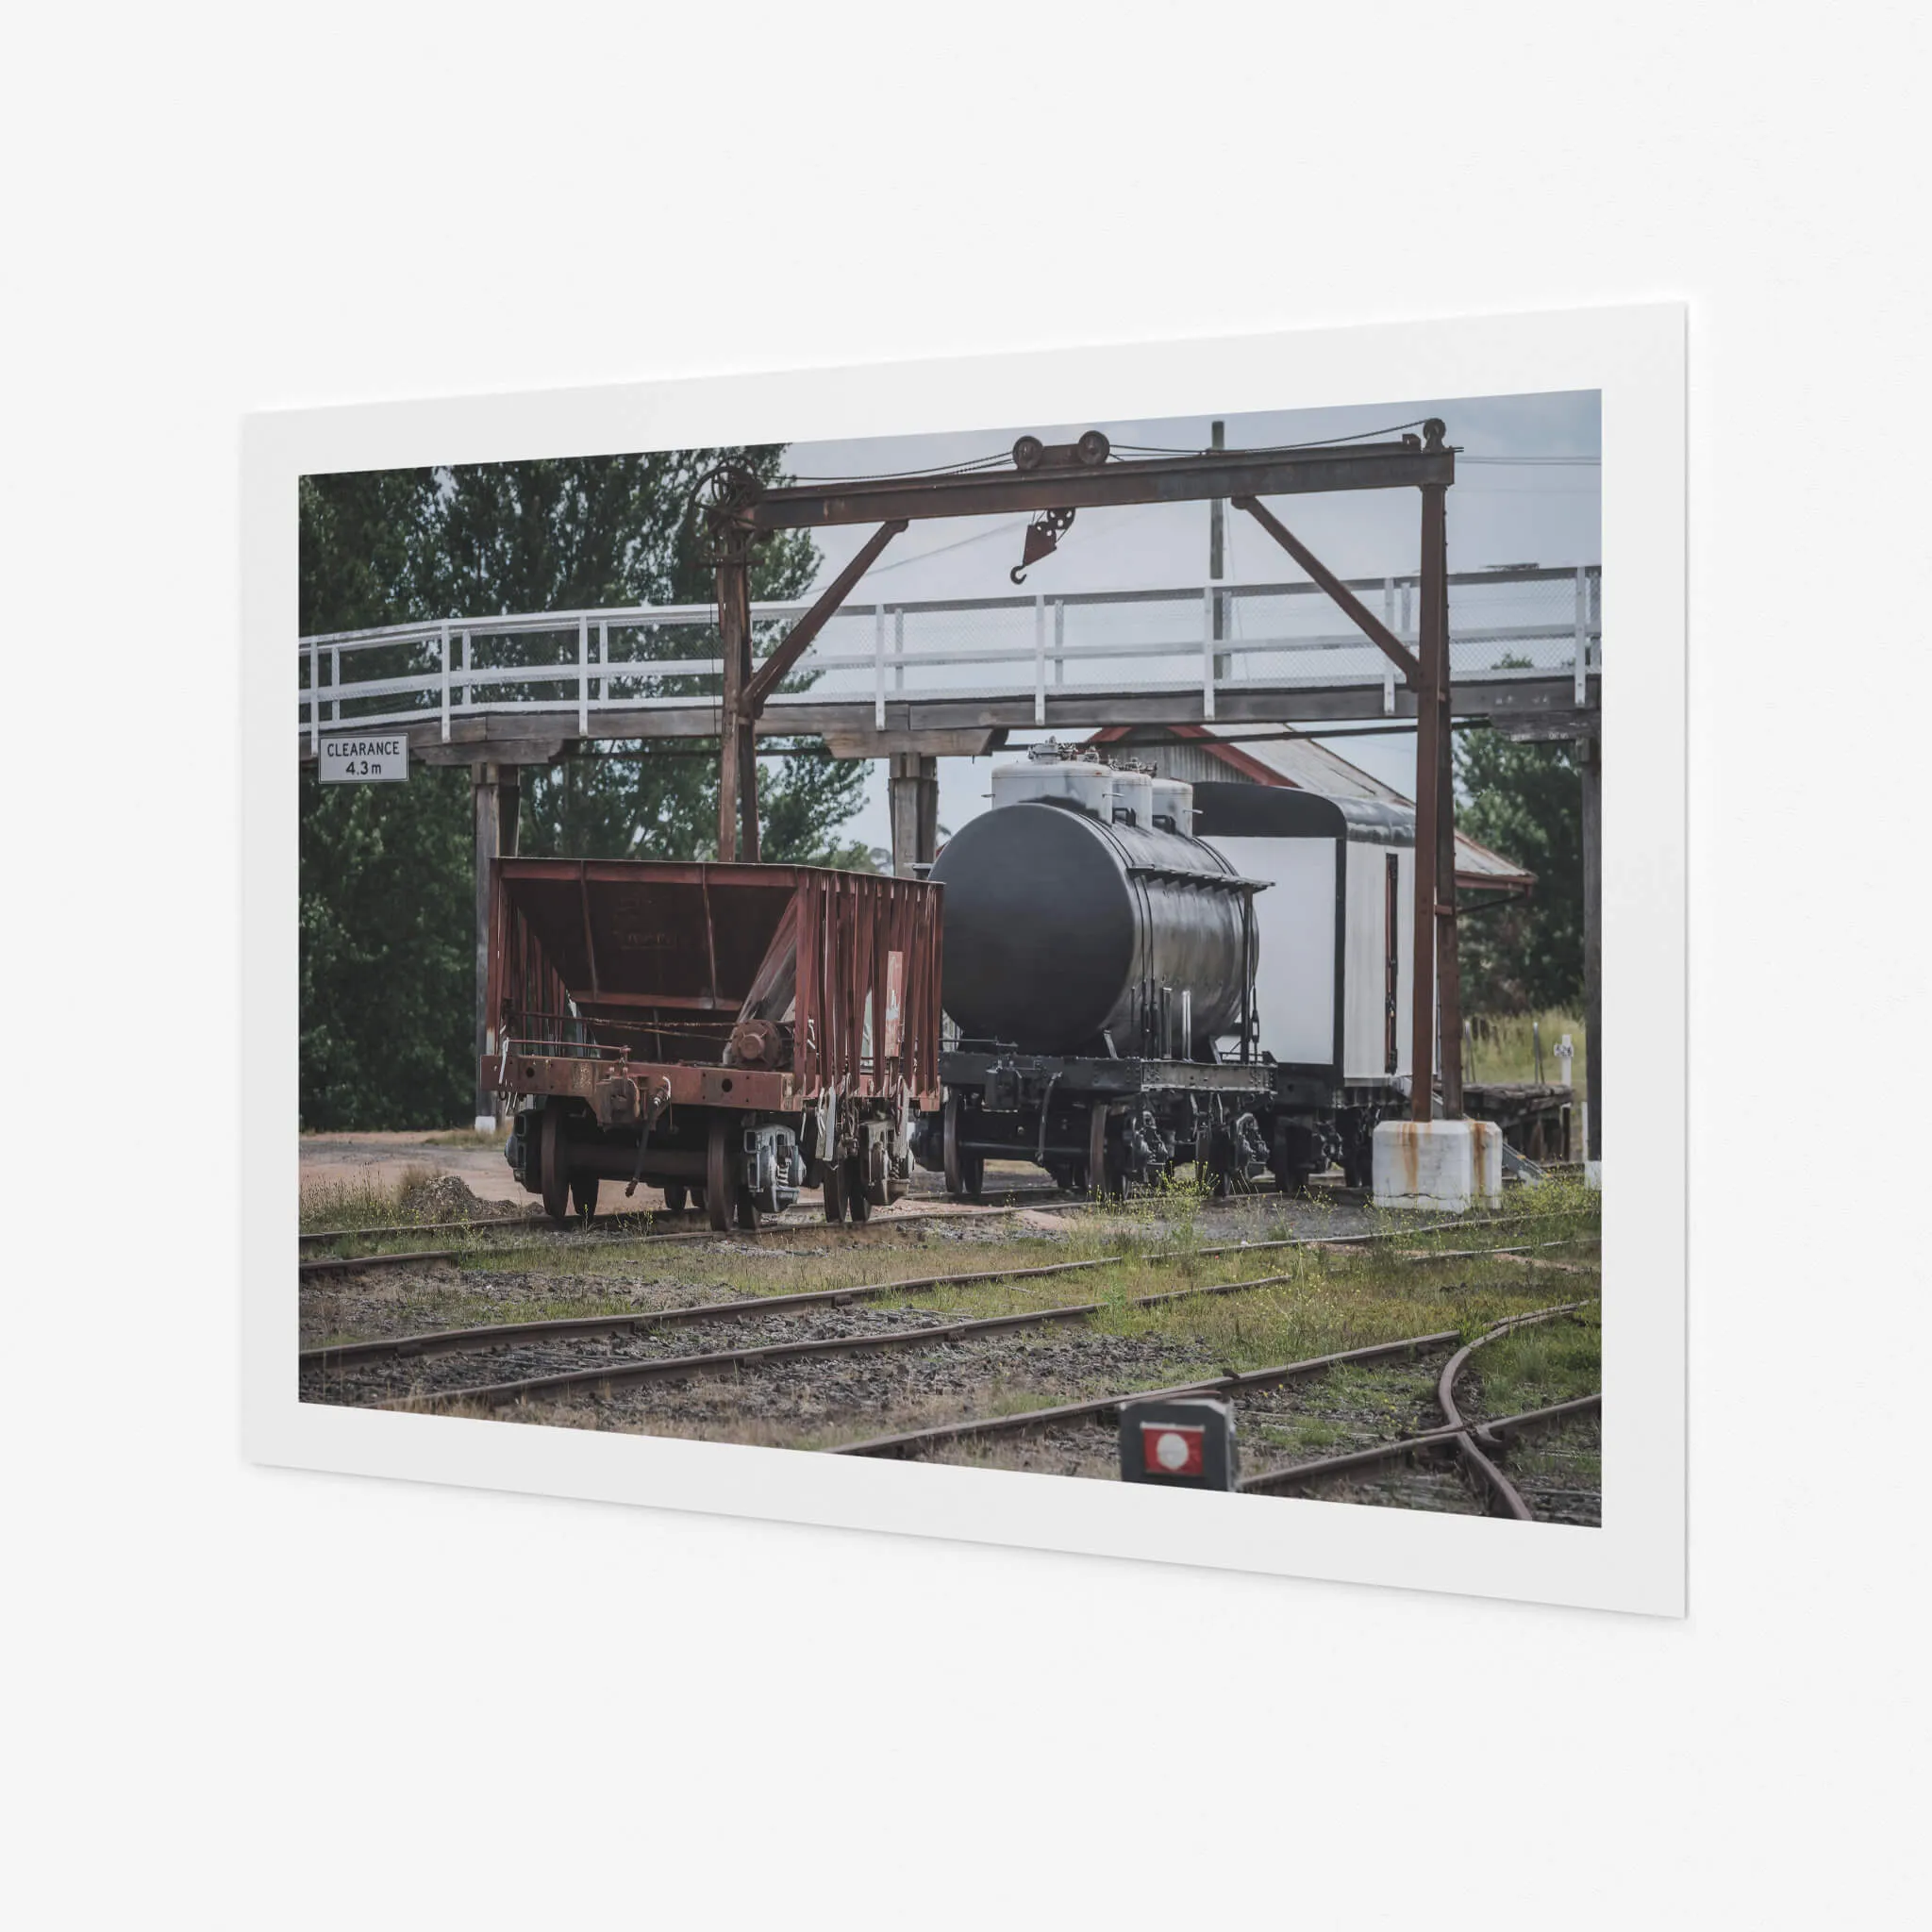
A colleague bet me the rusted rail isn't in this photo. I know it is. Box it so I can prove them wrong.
[303,1209,1594,1372]
[298,1249,459,1279]
[297,1199,1071,1257]
[299,1213,547,1248]
[301,1200,1592,1272]
[829,1327,1466,1458]
[1434,1306,1591,1520]
[1239,1301,1598,1515]
[379,1255,1457,1412]
[1238,1391,1602,1496]
[302,1253,1123,1372]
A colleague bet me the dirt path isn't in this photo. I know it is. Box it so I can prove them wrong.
[300,1131,531,1210]
[298,1131,1047,1224]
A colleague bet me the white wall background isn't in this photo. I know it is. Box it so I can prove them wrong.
[7,4,1927,1926]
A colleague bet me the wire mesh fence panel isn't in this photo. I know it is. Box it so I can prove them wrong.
[597,616,725,706]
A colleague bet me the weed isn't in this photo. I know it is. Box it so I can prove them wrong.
[1463,1009,1588,1088]
[299,1166,443,1233]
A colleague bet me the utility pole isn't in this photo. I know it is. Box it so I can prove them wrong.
[1582,732,1602,1177]
[1209,420,1229,683]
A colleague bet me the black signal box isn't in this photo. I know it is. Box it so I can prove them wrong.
[1119,1397,1238,1490]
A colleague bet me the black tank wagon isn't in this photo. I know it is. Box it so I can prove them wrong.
[911,748,1418,1198]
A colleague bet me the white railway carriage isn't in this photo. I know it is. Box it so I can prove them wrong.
[1190,782,1417,1088]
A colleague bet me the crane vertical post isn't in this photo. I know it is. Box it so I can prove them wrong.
[1582,731,1603,1176]
[1431,488,1463,1117]
[1411,480,1445,1122]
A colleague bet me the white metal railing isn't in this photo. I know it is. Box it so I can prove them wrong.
[297,563,1601,750]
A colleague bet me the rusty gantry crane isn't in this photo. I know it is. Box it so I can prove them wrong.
[700,421,1466,1120]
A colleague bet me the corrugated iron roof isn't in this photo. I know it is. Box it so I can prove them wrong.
[1085,724,1534,887]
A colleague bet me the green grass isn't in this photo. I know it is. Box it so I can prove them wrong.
[541,1191,1599,1376]
[1463,1305,1603,1415]
[1463,1009,1588,1088]
[299,1167,444,1234]
[305,1177,1604,1459]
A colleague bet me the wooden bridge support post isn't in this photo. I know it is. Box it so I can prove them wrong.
[715,531,757,862]
[888,754,939,876]
[473,761,521,1129]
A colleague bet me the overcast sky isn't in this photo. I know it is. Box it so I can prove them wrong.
[782,389,1601,851]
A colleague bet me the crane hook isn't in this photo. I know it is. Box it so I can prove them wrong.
[1009,507,1075,586]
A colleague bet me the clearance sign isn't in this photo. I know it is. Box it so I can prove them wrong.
[320,735,409,783]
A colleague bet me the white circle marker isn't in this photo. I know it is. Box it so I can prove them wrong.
[1154,1430,1191,1471]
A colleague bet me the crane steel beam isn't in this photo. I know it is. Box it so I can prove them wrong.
[742,519,907,714]
[1231,495,1422,686]
[736,443,1454,531]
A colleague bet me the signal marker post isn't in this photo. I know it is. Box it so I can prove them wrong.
[1119,1397,1239,1490]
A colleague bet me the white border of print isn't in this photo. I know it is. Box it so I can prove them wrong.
[242,303,1685,1618]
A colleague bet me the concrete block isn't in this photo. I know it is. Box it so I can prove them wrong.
[1373,1119,1504,1213]
[1472,1120,1503,1208]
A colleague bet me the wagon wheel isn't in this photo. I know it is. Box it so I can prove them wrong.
[822,1162,848,1224]
[661,1182,688,1216]
[942,1094,965,1199]
[844,1155,873,1223]
[570,1174,600,1221]
[705,1115,736,1232]
[540,1108,570,1224]
[1089,1103,1120,1201]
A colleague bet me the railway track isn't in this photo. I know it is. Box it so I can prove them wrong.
[295,1197,1083,1260]
[303,1216,1597,1415]
[332,1262,1398,1411]
[1239,1302,1599,1518]
[827,1326,1467,1457]
[299,1248,459,1279]
[302,1210,1592,1362]
[294,1160,1401,1257]
[299,1189,1592,1275]
[827,1301,1601,1524]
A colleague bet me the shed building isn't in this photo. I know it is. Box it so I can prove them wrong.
[1085,723,1533,897]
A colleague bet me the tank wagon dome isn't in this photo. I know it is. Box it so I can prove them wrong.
[1150,775,1194,833]
[990,748,1113,817]
[1108,763,1155,828]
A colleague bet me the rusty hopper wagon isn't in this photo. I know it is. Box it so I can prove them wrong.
[486,859,942,1229]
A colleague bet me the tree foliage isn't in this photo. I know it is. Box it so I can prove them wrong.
[299,449,865,1129]
[1454,728,1584,1014]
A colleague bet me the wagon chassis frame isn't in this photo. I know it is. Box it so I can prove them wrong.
[931,1043,1400,1195]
